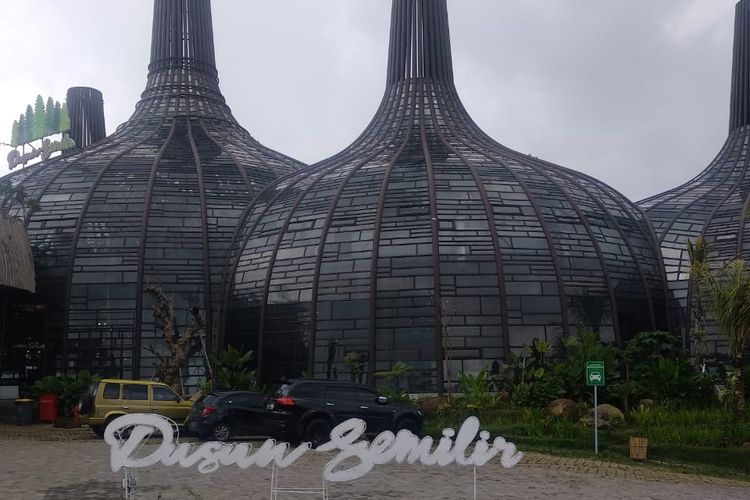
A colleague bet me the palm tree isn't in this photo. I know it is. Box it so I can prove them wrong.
[703,260,750,414]
[687,236,710,368]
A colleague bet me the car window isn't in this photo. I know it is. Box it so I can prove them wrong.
[152,386,180,402]
[290,383,325,399]
[102,383,120,400]
[122,384,148,400]
[325,385,359,402]
[354,387,378,405]
[231,393,265,407]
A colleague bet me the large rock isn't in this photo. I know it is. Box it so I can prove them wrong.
[590,404,624,426]
[639,399,655,409]
[545,399,578,420]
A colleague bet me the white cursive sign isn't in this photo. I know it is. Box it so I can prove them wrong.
[105,414,523,482]
[318,416,523,481]
[104,414,310,474]
[7,134,75,170]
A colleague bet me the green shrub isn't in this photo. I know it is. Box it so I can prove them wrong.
[377,385,413,404]
[458,369,497,410]
[58,370,97,417]
[213,346,257,391]
[510,368,564,408]
[31,376,62,396]
[553,328,619,402]
[31,371,98,417]
[623,331,716,406]
[375,361,412,402]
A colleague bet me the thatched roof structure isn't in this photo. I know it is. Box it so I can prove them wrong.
[0,218,35,293]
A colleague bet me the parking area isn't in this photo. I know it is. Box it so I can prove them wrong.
[0,424,748,499]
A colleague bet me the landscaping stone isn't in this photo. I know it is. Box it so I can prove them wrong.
[545,398,578,420]
[639,399,655,409]
[589,404,624,426]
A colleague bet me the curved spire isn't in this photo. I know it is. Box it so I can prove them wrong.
[148,0,217,75]
[386,0,454,85]
[129,0,234,123]
[730,0,750,131]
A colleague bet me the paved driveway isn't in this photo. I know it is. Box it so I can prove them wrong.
[0,425,747,499]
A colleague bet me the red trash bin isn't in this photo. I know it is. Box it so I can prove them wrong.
[39,393,58,423]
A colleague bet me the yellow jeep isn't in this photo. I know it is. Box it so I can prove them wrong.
[79,378,193,437]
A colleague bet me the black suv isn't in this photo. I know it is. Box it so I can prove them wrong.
[265,379,422,446]
[188,391,272,441]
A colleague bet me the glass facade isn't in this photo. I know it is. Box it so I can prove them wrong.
[0,0,301,383]
[225,0,669,392]
[639,1,750,355]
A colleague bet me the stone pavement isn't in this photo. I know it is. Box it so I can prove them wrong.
[0,423,98,442]
[0,424,748,499]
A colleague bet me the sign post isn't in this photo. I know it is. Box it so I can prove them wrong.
[586,361,605,455]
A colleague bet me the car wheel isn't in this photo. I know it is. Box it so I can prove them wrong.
[304,419,332,447]
[395,418,420,435]
[91,425,104,437]
[211,422,232,442]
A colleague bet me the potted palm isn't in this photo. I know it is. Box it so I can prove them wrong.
[628,404,651,460]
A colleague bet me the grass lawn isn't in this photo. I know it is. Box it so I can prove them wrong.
[423,406,750,481]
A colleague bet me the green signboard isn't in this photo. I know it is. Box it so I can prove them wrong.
[6,94,74,170]
[10,95,69,148]
[586,361,605,387]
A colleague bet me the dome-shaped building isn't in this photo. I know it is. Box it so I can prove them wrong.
[639,0,750,354]
[224,0,669,392]
[0,0,302,381]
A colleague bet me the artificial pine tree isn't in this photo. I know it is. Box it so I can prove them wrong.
[44,97,56,135]
[17,115,26,146]
[10,120,19,147]
[53,102,61,132]
[24,105,34,143]
[33,95,45,140]
[60,102,70,132]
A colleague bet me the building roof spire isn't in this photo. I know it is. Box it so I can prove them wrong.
[128,0,234,123]
[730,0,750,131]
[386,0,454,86]
[149,0,218,76]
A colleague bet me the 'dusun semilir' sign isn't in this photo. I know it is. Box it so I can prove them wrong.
[106,414,523,482]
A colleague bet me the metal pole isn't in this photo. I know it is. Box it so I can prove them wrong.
[473,465,477,500]
[594,385,599,455]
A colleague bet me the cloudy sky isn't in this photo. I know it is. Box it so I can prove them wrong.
[0,0,738,201]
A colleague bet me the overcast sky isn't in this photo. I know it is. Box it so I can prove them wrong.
[0,0,739,201]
